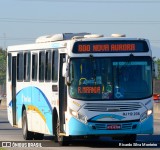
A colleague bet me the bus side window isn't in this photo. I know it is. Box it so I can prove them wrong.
[8,53,12,81]
[24,52,31,81]
[17,52,24,81]
[39,51,45,82]
[32,53,38,81]
[45,50,52,81]
[52,50,58,81]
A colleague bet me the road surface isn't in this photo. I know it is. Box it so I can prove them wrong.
[0,109,160,149]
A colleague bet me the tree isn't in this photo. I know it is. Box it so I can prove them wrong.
[0,48,7,84]
[153,58,160,93]
[155,58,160,80]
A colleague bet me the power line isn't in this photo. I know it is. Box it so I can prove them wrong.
[22,0,160,3]
[1,18,160,24]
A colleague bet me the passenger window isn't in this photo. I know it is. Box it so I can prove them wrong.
[39,51,45,81]
[45,50,52,81]
[52,50,58,81]
[24,52,31,81]
[17,52,24,81]
[32,53,38,81]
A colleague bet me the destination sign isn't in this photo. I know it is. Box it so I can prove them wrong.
[72,40,149,53]
[78,86,102,94]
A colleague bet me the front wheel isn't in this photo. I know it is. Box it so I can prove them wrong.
[54,118,70,146]
[34,133,44,140]
[22,109,34,140]
[122,134,137,143]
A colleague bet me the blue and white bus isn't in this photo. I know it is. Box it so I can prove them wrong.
[7,33,154,145]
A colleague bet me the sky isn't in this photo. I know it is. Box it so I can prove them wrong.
[0,0,160,58]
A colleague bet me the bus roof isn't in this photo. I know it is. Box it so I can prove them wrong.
[7,33,150,52]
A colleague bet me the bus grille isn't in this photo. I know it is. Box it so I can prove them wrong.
[84,102,142,112]
[95,123,134,130]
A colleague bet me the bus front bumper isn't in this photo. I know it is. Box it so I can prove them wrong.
[67,115,153,136]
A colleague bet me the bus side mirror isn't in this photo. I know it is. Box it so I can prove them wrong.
[63,60,72,86]
[62,62,68,77]
[153,62,158,79]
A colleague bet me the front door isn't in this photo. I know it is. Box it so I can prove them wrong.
[59,54,67,132]
[12,56,17,125]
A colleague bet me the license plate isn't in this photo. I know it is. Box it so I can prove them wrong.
[107,124,121,130]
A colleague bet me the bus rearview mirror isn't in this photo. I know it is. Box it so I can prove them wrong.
[62,62,67,77]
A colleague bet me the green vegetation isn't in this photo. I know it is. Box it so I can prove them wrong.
[155,58,160,80]
[0,48,6,85]
[0,148,7,150]
[153,58,160,93]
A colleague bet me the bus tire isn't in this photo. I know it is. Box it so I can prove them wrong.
[22,109,34,140]
[122,134,137,143]
[53,112,58,142]
[86,135,99,140]
[55,118,69,146]
[34,133,44,140]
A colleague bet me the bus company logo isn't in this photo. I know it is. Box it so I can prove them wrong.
[2,142,12,147]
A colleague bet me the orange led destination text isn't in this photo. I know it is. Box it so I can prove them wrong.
[78,45,90,52]
[93,44,110,52]
[110,44,136,51]
[78,86,101,94]
[78,44,136,52]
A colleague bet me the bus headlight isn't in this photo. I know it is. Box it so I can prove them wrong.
[147,109,152,116]
[70,109,78,118]
[69,108,88,124]
[140,109,153,122]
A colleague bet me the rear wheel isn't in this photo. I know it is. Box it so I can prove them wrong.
[85,135,100,140]
[22,109,34,140]
[34,133,44,140]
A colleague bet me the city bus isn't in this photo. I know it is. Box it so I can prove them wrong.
[7,33,154,145]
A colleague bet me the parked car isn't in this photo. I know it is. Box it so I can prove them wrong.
[153,93,160,102]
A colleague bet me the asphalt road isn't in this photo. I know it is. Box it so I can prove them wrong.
[0,109,160,149]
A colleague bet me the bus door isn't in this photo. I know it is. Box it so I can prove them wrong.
[59,53,67,132]
[12,56,17,125]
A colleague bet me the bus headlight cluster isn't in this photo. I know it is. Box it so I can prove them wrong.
[140,109,153,122]
[69,108,88,124]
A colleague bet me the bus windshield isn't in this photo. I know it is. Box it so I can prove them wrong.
[69,57,152,100]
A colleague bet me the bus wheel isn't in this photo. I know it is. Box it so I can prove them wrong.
[85,135,99,140]
[34,133,44,140]
[122,134,137,143]
[55,119,69,146]
[22,109,34,140]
